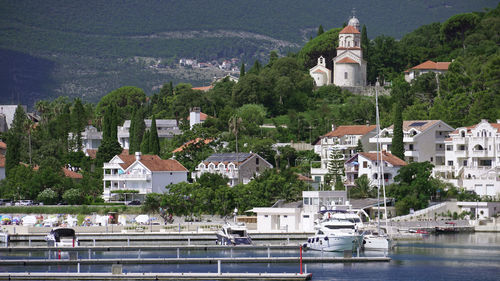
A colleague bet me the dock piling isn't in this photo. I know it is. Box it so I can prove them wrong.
[177,248,179,259]
[77,263,80,273]
[267,247,270,258]
[127,238,130,246]
[29,238,31,247]
[88,249,91,259]
[217,260,221,275]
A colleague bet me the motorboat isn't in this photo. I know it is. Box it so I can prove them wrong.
[362,228,392,250]
[304,218,363,252]
[45,228,79,247]
[216,222,252,245]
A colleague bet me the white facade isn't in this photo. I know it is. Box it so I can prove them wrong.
[192,153,273,187]
[309,16,366,87]
[344,152,407,187]
[311,125,377,184]
[250,191,348,232]
[433,120,500,198]
[118,119,181,149]
[69,125,102,151]
[102,152,188,202]
[457,201,500,220]
[370,120,454,165]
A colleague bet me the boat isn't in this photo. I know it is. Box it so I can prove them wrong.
[362,79,393,251]
[0,229,8,244]
[45,228,79,247]
[435,222,458,233]
[216,222,252,245]
[304,216,363,252]
[362,228,392,250]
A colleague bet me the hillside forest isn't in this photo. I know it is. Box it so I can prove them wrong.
[0,5,499,216]
[0,0,497,105]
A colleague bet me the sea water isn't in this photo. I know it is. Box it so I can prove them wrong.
[1,232,498,280]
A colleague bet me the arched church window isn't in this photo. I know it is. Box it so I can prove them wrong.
[344,72,348,79]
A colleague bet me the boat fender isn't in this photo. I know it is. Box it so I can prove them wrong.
[316,237,319,242]
[324,236,329,241]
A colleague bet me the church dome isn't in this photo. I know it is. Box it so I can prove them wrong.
[348,16,360,30]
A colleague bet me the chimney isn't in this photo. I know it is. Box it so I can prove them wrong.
[190,107,201,129]
[135,151,141,161]
[331,124,336,132]
[497,119,500,124]
[366,120,370,126]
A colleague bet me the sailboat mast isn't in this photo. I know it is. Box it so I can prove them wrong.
[375,79,381,235]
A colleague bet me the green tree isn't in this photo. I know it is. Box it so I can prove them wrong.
[36,188,58,205]
[240,61,245,77]
[441,13,480,50]
[391,102,405,160]
[326,149,345,190]
[62,188,82,205]
[149,116,160,155]
[349,175,375,199]
[141,129,151,154]
[5,105,27,176]
[317,25,324,36]
[355,139,364,153]
[70,98,86,151]
[95,86,146,122]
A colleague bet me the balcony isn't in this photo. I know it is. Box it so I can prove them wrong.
[454,150,468,157]
[345,166,359,173]
[103,173,151,181]
[405,150,419,158]
[310,167,329,176]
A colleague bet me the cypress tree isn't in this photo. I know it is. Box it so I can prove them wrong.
[240,62,245,77]
[361,25,369,59]
[356,139,364,153]
[326,149,345,190]
[141,130,151,154]
[96,104,122,166]
[317,25,324,36]
[133,114,146,154]
[5,105,26,176]
[391,102,405,160]
[70,98,86,151]
[149,116,160,155]
[128,110,136,154]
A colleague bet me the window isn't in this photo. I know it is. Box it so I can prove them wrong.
[430,157,433,162]
[409,144,414,151]
[303,198,309,205]
[303,215,310,218]
[363,161,367,168]
[284,215,288,218]
[446,145,452,151]
[344,72,348,79]
[448,161,454,166]
[265,215,268,218]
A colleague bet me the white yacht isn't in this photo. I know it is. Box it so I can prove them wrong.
[305,215,363,252]
[216,223,252,245]
[45,228,79,247]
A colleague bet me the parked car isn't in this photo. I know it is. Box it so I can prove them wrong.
[18,200,33,206]
[127,200,141,206]
[0,199,11,206]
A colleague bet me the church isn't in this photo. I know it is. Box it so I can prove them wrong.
[309,15,367,87]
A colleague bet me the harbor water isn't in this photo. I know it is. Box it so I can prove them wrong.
[1,232,498,280]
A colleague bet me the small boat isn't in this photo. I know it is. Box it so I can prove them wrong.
[45,228,79,247]
[362,229,392,250]
[304,219,363,252]
[216,222,252,245]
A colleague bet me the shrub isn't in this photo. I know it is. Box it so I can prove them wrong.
[37,188,58,205]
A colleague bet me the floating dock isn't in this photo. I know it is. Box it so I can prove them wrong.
[0,256,390,265]
[0,272,313,280]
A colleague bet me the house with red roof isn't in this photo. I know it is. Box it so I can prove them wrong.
[433,119,500,199]
[344,151,407,187]
[369,120,454,165]
[404,60,451,83]
[102,152,188,202]
[309,14,367,87]
[311,124,377,184]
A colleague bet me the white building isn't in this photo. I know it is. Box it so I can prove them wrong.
[344,152,407,187]
[433,120,500,198]
[0,105,27,132]
[68,125,102,151]
[404,60,451,83]
[192,153,273,187]
[309,15,367,87]
[311,125,377,184]
[102,152,188,202]
[188,107,208,129]
[117,119,181,149]
[249,190,348,232]
[370,120,454,165]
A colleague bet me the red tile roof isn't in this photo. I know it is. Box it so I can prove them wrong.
[323,125,376,138]
[63,168,83,179]
[118,154,188,172]
[172,138,213,153]
[336,57,358,64]
[0,141,6,150]
[339,25,360,34]
[86,149,97,159]
[359,152,407,166]
[0,154,5,168]
[192,85,213,92]
[409,60,450,71]
[296,174,313,182]
[186,112,209,121]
